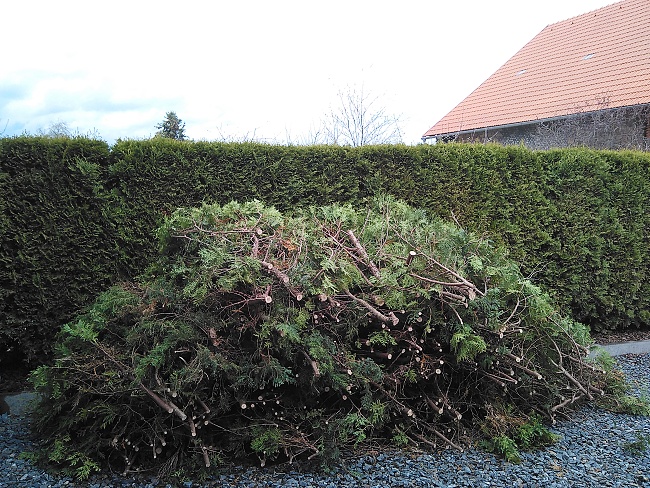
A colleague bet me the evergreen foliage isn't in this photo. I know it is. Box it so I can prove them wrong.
[532,148,650,330]
[155,112,187,140]
[106,139,367,276]
[2,137,650,374]
[106,140,650,331]
[0,136,117,365]
[31,197,620,478]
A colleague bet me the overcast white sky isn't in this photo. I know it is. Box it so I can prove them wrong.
[1,0,617,145]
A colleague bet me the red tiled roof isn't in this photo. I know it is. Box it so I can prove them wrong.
[423,0,650,138]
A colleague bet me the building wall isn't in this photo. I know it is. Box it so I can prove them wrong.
[438,105,650,151]
[454,125,535,147]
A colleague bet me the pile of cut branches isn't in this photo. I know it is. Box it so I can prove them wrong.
[31,196,613,478]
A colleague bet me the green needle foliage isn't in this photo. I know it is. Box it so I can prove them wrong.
[480,411,561,463]
[155,112,187,141]
[623,433,650,456]
[31,196,619,478]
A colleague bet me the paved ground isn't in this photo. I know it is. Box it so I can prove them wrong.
[0,392,38,417]
[593,339,650,357]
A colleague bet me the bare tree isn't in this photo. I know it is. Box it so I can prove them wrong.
[320,85,402,146]
[214,124,264,143]
[284,124,327,146]
[35,121,103,140]
[39,121,73,138]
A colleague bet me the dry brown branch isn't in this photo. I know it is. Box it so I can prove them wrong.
[207,328,220,348]
[410,275,473,289]
[138,383,173,414]
[550,359,593,401]
[502,299,521,326]
[415,257,485,298]
[261,261,290,284]
[413,432,439,449]
[346,229,381,279]
[403,339,423,353]
[320,224,375,286]
[344,289,399,326]
[418,423,464,451]
[482,373,507,388]
[196,398,211,414]
[441,291,468,303]
[429,392,462,420]
[550,340,594,400]
[168,400,188,421]
[251,234,260,258]
[301,350,321,378]
[405,250,417,266]
[367,351,394,361]
[551,393,585,412]
[425,395,444,414]
[504,353,543,380]
[485,370,519,385]
[201,446,210,467]
[259,260,304,300]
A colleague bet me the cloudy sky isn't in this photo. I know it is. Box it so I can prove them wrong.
[1,0,616,145]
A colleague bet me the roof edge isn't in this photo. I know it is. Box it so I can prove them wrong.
[421,103,650,140]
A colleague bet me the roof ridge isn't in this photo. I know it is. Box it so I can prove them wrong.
[544,0,626,28]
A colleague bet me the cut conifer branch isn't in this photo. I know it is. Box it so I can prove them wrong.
[29,196,624,478]
[196,398,211,415]
[168,400,188,421]
[551,393,585,412]
[343,289,399,326]
[418,423,464,451]
[260,261,290,284]
[251,234,260,258]
[504,353,544,380]
[201,446,210,467]
[433,387,463,420]
[138,383,174,414]
[301,350,321,378]
[417,256,485,298]
[346,229,381,279]
[405,250,417,266]
[260,260,303,300]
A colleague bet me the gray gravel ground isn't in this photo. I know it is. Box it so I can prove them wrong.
[2,354,649,488]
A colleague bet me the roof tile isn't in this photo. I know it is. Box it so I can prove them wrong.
[424,0,650,138]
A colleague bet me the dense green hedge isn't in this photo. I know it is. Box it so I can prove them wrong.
[2,137,649,369]
[106,140,373,275]
[106,141,650,331]
[102,140,650,329]
[534,149,650,329]
[359,144,650,330]
[0,137,117,365]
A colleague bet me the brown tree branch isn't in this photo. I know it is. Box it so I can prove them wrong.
[550,359,593,401]
[260,261,303,300]
[301,350,321,378]
[344,289,399,326]
[346,229,381,279]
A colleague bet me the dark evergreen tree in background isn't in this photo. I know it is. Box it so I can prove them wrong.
[155,111,187,140]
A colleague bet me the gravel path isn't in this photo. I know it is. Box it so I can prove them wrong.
[2,355,649,488]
